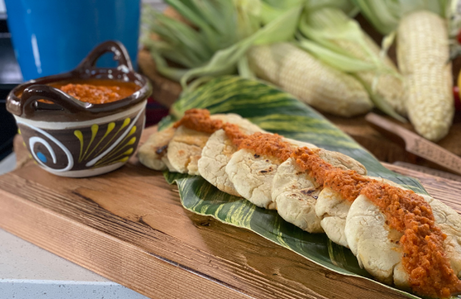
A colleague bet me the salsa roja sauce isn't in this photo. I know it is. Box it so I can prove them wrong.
[174,109,293,160]
[236,132,294,162]
[173,108,223,133]
[174,109,461,298]
[49,79,138,104]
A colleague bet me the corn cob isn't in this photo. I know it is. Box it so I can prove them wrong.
[305,8,406,116]
[397,10,453,141]
[247,42,373,117]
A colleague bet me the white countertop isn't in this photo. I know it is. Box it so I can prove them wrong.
[0,153,148,299]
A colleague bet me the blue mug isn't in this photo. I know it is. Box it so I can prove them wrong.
[4,0,140,81]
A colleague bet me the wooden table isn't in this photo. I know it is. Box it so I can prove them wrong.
[1,127,461,299]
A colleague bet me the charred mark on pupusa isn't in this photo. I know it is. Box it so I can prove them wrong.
[259,166,274,174]
[156,144,168,155]
[300,188,316,196]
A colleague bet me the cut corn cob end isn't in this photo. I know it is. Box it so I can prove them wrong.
[247,43,373,117]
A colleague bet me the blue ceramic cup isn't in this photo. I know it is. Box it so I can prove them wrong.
[4,0,140,81]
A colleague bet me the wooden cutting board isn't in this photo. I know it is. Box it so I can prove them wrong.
[1,127,461,299]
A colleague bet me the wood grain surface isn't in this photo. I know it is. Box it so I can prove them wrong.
[1,127,461,299]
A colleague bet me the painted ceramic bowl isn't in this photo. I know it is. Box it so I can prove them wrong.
[6,41,152,177]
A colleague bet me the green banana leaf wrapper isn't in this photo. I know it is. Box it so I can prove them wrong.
[158,76,441,299]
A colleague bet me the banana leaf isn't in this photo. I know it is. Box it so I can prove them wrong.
[159,76,438,299]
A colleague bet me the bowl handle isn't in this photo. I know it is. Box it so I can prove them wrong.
[75,40,133,72]
[17,84,93,118]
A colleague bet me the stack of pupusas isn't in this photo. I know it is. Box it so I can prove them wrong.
[138,109,461,298]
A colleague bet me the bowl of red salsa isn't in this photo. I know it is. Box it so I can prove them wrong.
[6,41,152,177]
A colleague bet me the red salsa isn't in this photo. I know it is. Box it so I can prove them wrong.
[49,79,139,104]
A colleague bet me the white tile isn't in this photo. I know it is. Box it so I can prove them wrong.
[0,280,148,299]
[0,229,106,281]
[0,229,149,298]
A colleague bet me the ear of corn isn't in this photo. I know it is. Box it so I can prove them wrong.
[397,10,454,142]
[298,7,406,118]
[247,42,373,117]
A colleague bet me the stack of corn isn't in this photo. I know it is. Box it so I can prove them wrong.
[353,0,454,141]
[247,6,406,120]
[146,0,454,136]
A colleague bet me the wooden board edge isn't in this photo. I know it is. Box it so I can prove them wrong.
[0,188,252,299]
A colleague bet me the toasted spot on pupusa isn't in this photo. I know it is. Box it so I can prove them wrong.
[198,117,262,197]
[315,166,371,248]
[226,139,316,209]
[167,114,245,176]
[345,192,406,286]
[272,157,323,233]
[315,188,351,247]
[199,130,240,196]
[345,191,461,288]
[226,149,279,209]
[138,127,177,171]
[168,126,210,175]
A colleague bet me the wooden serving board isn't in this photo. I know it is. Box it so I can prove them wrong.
[1,127,461,299]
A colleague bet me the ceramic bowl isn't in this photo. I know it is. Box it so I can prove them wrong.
[6,41,152,177]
